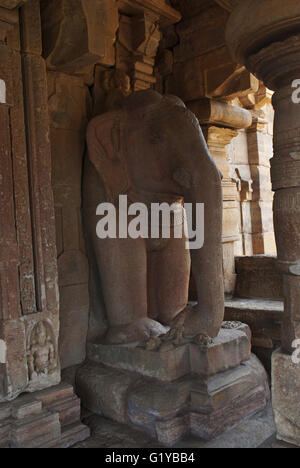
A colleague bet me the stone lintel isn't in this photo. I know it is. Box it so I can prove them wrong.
[188,98,252,130]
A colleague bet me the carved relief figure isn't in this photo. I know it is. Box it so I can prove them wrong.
[27,321,57,380]
[83,90,224,345]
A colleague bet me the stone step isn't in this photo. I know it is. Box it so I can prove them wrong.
[0,383,90,448]
[234,255,283,301]
[225,297,284,374]
[44,423,91,448]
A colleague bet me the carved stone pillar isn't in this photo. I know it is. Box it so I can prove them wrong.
[188,98,252,296]
[246,110,276,255]
[226,0,300,446]
[116,0,181,91]
[0,0,60,402]
[0,0,89,447]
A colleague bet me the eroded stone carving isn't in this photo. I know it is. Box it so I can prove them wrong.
[27,321,57,381]
[83,89,224,345]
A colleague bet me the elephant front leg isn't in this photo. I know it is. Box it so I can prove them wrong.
[182,165,224,338]
[92,235,168,344]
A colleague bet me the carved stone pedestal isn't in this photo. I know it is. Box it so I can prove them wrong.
[0,383,90,448]
[77,323,269,446]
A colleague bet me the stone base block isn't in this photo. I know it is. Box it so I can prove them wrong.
[87,324,251,381]
[77,324,269,446]
[272,349,300,446]
[0,383,90,448]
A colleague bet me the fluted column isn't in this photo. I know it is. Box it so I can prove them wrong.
[226,0,300,446]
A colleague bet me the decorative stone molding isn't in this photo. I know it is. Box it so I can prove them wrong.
[117,12,160,91]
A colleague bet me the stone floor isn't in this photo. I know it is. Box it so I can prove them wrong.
[73,404,295,449]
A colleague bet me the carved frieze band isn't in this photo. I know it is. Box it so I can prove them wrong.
[271,160,300,191]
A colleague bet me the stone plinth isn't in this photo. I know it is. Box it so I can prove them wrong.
[77,323,269,446]
[0,383,90,448]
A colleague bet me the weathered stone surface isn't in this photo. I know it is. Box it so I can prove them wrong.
[87,341,190,382]
[189,328,251,376]
[119,0,181,27]
[226,2,300,445]
[0,383,89,448]
[88,326,251,381]
[0,0,62,402]
[188,98,252,129]
[48,72,90,369]
[74,403,276,448]
[77,361,136,424]
[173,3,229,64]
[84,90,224,345]
[226,0,300,67]
[77,349,269,446]
[41,0,119,70]
[190,355,269,440]
[0,0,28,8]
[225,256,283,372]
[235,256,283,300]
[199,122,240,296]
[214,0,240,11]
[272,349,300,446]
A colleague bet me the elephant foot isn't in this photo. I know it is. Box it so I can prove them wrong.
[103,318,169,345]
[170,304,221,339]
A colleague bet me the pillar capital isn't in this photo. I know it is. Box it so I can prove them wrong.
[247,34,300,91]
[188,98,252,130]
[226,0,300,71]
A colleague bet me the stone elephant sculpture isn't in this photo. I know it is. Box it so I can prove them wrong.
[83,90,224,345]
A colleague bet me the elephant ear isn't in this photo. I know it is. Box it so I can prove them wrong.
[86,112,130,204]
